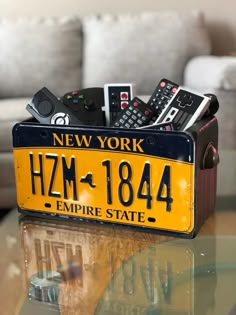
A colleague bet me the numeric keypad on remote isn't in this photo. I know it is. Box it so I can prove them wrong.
[112,97,155,128]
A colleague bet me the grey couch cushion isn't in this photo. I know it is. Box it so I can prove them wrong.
[0,98,30,151]
[184,56,236,91]
[0,17,82,98]
[82,11,211,94]
[0,153,15,187]
[0,98,30,121]
[0,187,16,209]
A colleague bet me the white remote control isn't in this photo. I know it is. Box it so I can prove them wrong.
[104,83,136,126]
[154,87,211,131]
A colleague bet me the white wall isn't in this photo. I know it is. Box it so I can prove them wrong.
[0,0,235,55]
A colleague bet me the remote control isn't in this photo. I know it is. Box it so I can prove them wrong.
[26,87,84,125]
[154,87,211,131]
[112,97,155,129]
[203,93,219,117]
[61,87,105,126]
[104,83,135,126]
[139,121,174,131]
[148,78,179,123]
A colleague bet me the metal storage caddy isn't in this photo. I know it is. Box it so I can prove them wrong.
[12,115,219,238]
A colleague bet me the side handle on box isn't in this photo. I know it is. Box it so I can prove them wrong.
[202,142,219,169]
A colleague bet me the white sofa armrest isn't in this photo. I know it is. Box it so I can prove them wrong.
[184,56,236,91]
[184,56,236,199]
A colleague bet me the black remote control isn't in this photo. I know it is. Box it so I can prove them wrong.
[104,83,135,126]
[112,97,155,129]
[155,87,211,131]
[26,87,84,125]
[147,78,179,123]
[203,93,219,117]
[61,87,105,126]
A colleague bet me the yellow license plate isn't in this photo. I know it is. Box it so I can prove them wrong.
[13,125,195,234]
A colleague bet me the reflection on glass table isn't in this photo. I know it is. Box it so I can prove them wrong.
[18,215,236,315]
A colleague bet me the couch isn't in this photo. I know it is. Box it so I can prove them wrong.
[0,11,236,209]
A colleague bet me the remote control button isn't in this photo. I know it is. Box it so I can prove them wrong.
[111,92,118,99]
[120,92,129,100]
[133,101,139,107]
[84,99,96,111]
[72,91,78,95]
[111,102,120,111]
[51,112,70,125]
[144,110,151,116]
[72,99,79,104]
[160,81,166,88]
[172,87,178,93]
[66,95,72,100]
[78,94,84,99]
[121,102,128,109]
[38,100,54,117]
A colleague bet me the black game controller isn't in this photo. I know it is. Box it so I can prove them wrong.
[26,87,84,126]
[61,87,105,126]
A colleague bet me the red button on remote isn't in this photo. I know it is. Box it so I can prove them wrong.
[121,92,129,100]
[121,102,128,109]
[133,101,139,107]
[160,81,166,88]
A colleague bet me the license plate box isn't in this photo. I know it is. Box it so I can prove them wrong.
[13,116,218,238]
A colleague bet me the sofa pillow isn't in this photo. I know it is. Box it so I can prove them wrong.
[184,55,236,91]
[0,17,82,98]
[82,11,211,95]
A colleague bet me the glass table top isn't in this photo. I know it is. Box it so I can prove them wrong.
[7,212,234,315]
